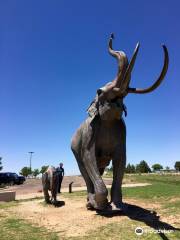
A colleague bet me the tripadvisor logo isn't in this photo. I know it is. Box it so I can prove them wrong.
[135,227,144,235]
[135,226,174,235]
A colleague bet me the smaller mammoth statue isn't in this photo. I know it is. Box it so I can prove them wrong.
[42,166,59,204]
[71,34,169,211]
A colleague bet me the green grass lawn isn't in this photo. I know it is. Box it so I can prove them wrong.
[66,221,180,240]
[0,174,179,240]
[0,217,58,240]
[123,182,180,200]
[1,215,179,240]
[63,174,180,202]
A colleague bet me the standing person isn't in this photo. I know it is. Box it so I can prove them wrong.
[56,163,64,193]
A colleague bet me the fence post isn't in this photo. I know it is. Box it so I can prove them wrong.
[69,182,74,193]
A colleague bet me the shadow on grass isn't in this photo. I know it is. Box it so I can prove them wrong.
[54,200,65,208]
[45,200,65,208]
[96,203,180,240]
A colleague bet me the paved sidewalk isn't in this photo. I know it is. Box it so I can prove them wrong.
[15,183,151,200]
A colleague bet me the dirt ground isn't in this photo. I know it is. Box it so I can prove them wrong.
[7,196,162,238]
[1,177,179,238]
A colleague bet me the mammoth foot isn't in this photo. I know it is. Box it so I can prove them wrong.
[86,201,96,210]
[51,199,58,205]
[44,194,50,204]
[44,199,51,204]
[86,193,97,210]
[110,202,128,212]
[86,193,108,210]
[95,202,128,215]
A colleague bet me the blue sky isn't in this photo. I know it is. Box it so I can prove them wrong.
[0,0,179,175]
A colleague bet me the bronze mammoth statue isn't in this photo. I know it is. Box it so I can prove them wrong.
[71,34,169,211]
[42,166,59,204]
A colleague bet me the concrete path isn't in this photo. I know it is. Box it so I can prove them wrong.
[15,183,151,200]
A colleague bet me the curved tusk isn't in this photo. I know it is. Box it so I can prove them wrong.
[122,42,140,90]
[108,33,128,88]
[108,33,120,59]
[128,45,169,94]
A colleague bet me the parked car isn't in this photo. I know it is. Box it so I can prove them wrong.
[0,172,25,186]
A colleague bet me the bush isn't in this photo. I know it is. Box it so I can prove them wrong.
[136,160,151,173]
[152,163,163,172]
[125,163,136,173]
[19,167,32,177]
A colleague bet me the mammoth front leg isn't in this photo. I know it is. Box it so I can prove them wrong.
[51,174,59,204]
[72,149,96,209]
[42,173,50,204]
[111,143,126,211]
[83,145,108,210]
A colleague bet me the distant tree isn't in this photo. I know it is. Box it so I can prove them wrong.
[32,169,40,178]
[20,167,32,177]
[40,165,49,174]
[165,166,170,171]
[152,164,163,172]
[130,164,135,173]
[125,163,135,173]
[125,164,131,173]
[136,160,151,173]
[0,157,3,171]
[174,161,180,171]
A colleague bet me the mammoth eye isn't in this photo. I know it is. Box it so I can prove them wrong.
[97,89,103,95]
